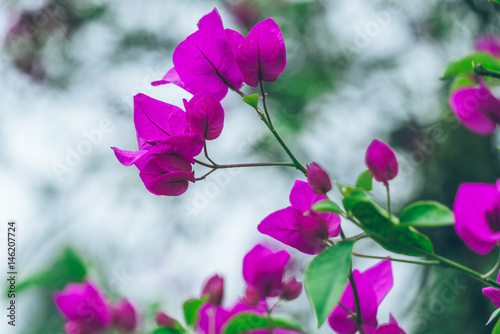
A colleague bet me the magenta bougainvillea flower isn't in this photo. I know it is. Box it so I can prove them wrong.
[112,90,229,196]
[242,244,293,299]
[258,180,341,255]
[482,271,500,307]
[449,80,500,135]
[112,299,138,333]
[53,280,112,334]
[362,315,406,334]
[306,162,332,195]
[153,9,242,100]
[329,260,393,334]
[365,140,398,186]
[453,181,500,254]
[202,274,225,306]
[475,34,500,58]
[231,18,286,87]
[139,151,195,196]
[153,8,288,98]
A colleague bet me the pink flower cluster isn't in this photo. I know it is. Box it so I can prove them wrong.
[53,280,138,334]
[156,244,302,334]
[113,8,287,196]
[257,140,405,333]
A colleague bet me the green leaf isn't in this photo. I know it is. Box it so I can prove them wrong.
[487,309,500,326]
[16,248,86,293]
[355,169,373,191]
[399,201,454,227]
[341,189,372,213]
[442,52,500,79]
[450,73,476,91]
[350,201,433,256]
[493,318,500,334]
[183,296,208,328]
[304,241,354,327]
[243,94,259,109]
[490,0,500,4]
[150,328,184,334]
[312,200,343,214]
[223,313,304,334]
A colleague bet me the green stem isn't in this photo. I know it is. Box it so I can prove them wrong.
[386,184,392,222]
[423,252,500,288]
[339,227,364,333]
[474,64,500,79]
[483,249,500,279]
[266,302,275,334]
[352,252,440,266]
[259,79,274,129]
[227,85,307,175]
[193,159,295,169]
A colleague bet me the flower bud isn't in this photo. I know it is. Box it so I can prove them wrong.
[280,277,302,301]
[365,139,398,186]
[242,285,261,306]
[156,311,176,328]
[201,274,224,306]
[113,299,138,333]
[307,162,332,195]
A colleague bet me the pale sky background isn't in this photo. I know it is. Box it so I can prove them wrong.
[0,0,487,333]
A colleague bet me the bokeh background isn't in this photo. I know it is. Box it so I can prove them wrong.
[2,0,500,333]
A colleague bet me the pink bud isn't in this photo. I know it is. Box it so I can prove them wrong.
[156,311,176,328]
[201,274,224,306]
[113,299,138,333]
[365,139,398,186]
[242,285,261,306]
[307,162,332,195]
[280,277,302,301]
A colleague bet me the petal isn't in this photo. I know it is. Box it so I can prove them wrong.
[198,305,230,334]
[258,207,324,255]
[111,147,148,167]
[53,281,112,330]
[453,183,500,254]
[143,134,203,164]
[173,23,242,101]
[361,260,393,307]
[139,154,192,178]
[151,67,187,89]
[242,244,290,298]
[289,180,326,213]
[328,270,378,334]
[226,28,245,56]
[187,92,225,140]
[475,34,500,58]
[141,170,195,196]
[197,8,224,31]
[133,93,188,142]
[449,86,497,135]
[236,18,286,87]
[325,212,342,238]
[483,287,500,308]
